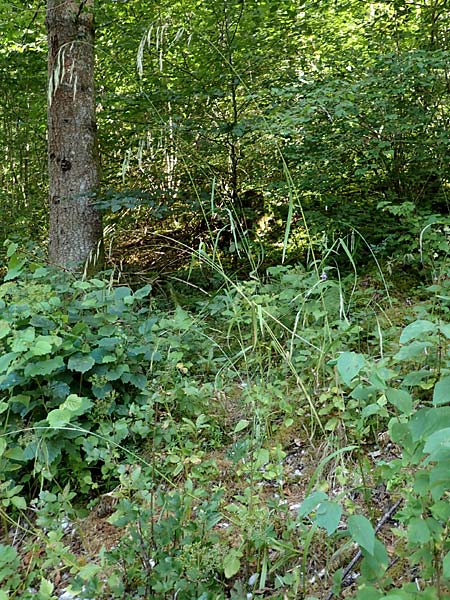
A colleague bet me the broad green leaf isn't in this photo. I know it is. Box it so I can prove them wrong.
[73,280,91,290]
[39,578,54,597]
[298,491,328,517]
[443,550,450,578]
[394,341,433,361]
[429,461,450,500]
[440,323,450,339]
[77,563,101,579]
[0,438,6,457]
[62,394,83,411]
[89,278,106,288]
[361,403,384,419]
[223,550,242,578]
[360,539,389,579]
[11,327,35,351]
[407,517,431,544]
[431,500,450,521]
[336,352,365,386]
[4,447,25,462]
[354,585,384,600]
[97,337,121,349]
[6,242,18,258]
[399,319,436,343]
[234,419,249,433]
[24,356,64,377]
[433,376,450,406]
[0,320,10,339]
[386,388,413,414]
[68,353,95,373]
[423,428,450,461]
[315,500,342,535]
[172,306,193,330]
[348,515,375,555]
[0,543,18,564]
[134,284,152,299]
[31,339,53,356]
[4,255,26,281]
[138,317,157,335]
[61,394,92,416]
[0,352,19,373]
[409,407,450,442]
[121,373,147,390]
[47,408,72,427]
[402,369,432,387]
[114,286,132,300]
[11,496,26,510]
[255,448,270,467]
[104,364,129,381]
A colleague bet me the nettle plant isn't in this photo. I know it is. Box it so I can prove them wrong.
[0,243,219,498]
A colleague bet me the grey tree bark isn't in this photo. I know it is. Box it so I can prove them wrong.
[46,0,103,271]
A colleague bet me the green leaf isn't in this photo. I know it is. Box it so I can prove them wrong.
[0,352,19,373]
[298,491,328,517]
[114,286,133,300]
[348,515,375,555]
[0,320,11,339]
[47,408,72,427]
[255,448,270,467]
[6,242,18,258]
[24,356,64,377]
[443,550,450,578]
[11,496,27,510]
[315,500,342,535]
[134,284,152,299]
[31,339,53,356]
[4,255,26,281]
[38,578,54,597]
[433,376,450,406]
[77,563,101,579]
[61,394,92,416]
[386,388,413,414]
[399,319,436,343]
[407,517,431,544]
[223,550,242,578]
[440,323,450,339]
[360,539,389,580]
[423,428,450,461]
[68,353,95,373]
[0,438,6,457]
[62,394,83,411]
[234,419,250,433]
[0,543,18,564]
[431,500,450,521]
[394,341,433,361]
[138,317,157,335]
[336,352,365,386]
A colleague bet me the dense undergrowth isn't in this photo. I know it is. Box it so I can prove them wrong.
[0,234,450,600]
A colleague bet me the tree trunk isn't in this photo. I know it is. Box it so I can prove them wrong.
[46,0,103,271]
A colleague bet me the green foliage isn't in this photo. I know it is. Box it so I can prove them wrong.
[2,0,450,596]
[0,246,224,496]
[75,482,227,599]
